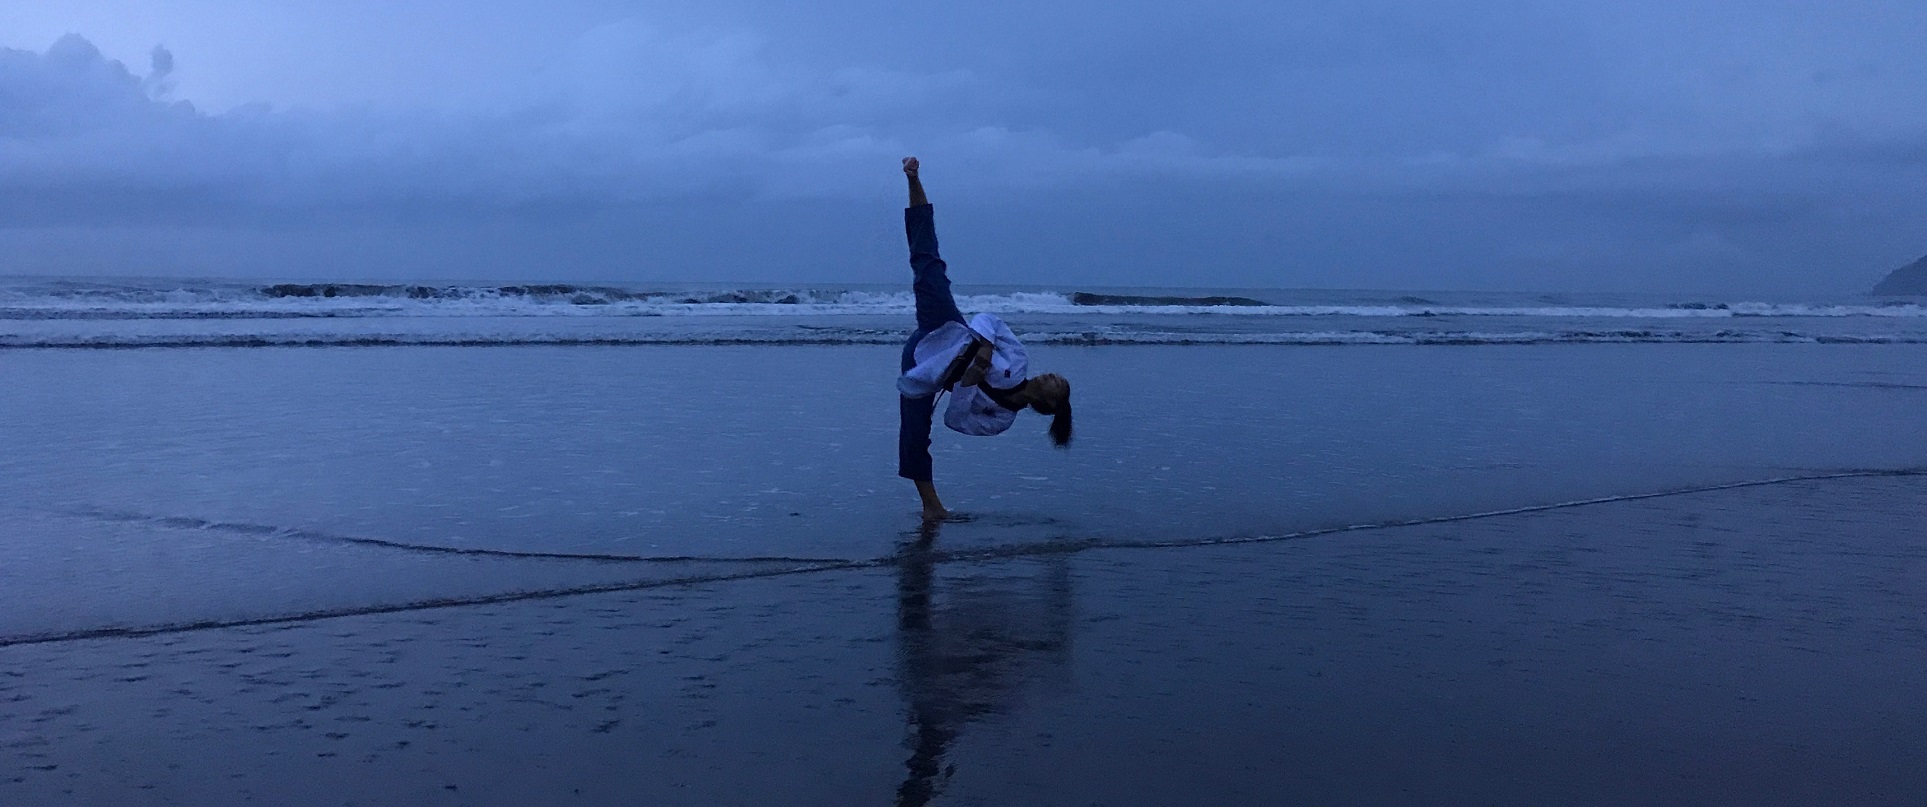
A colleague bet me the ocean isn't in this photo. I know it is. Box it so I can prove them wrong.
[3,277,1925,804]
[3,278,1925,349]
[4,276,1926,636]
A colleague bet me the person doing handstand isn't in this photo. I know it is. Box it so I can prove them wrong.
[895,157,1072,522]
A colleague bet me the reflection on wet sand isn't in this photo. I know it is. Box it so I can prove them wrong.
[895,521,1076,806]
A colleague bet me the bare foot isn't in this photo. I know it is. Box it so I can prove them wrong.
[921,504,949,522]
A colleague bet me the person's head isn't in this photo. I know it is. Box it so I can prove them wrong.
[1025,373,1073,447]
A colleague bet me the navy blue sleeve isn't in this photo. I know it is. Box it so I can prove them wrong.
[906,204,965,332]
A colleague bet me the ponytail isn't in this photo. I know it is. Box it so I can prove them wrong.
[1027,373,1073,448]
[1048,400,1073,447]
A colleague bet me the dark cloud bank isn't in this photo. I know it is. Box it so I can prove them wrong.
[2,14,1925,293]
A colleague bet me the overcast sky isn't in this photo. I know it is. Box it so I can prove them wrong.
[3,1,1925,293]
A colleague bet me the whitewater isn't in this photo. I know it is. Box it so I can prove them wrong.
[2,278,1924,349]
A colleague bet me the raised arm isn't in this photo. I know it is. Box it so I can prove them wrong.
[904,156,927,207]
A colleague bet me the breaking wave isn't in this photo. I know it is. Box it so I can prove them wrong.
[1,281,1924,320]
[8,329,1926,350]
[5,280,1923,350]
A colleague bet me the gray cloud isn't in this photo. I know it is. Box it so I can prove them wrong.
[0,27,1320,221]
[2,3,1926,293]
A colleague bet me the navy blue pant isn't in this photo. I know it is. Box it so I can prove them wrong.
[898,204,965,481]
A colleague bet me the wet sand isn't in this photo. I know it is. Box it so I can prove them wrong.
[4,474,1925,806]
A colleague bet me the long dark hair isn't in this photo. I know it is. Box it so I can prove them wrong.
[1028,374,1072,447]
[1047,400,1072,447]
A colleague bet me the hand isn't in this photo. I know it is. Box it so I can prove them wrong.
[902,156,919,177]
[959,347,992,387]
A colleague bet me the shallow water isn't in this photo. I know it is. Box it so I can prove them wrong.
[1,476,1923,806]
[2,338,1926,803]
[2,342,1925,639]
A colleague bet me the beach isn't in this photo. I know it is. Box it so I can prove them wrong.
[3,288,1926,804]
[11,1,1927,800]
[3,471,1924,805]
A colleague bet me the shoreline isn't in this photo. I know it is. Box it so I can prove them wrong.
[5,467,1918,651]
[6,473,1926,805]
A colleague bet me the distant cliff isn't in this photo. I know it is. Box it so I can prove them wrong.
[1874,254,1927,295]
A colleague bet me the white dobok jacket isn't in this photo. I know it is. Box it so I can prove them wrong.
[896,313,1030,436]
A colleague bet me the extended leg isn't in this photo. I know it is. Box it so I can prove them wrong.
[898,382,936,482]
[899,391,947,518]
[904,159,964,332]
[898,157,957,520]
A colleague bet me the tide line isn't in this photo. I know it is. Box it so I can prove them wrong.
[70,508,850,565]
[4,468,1921,649]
